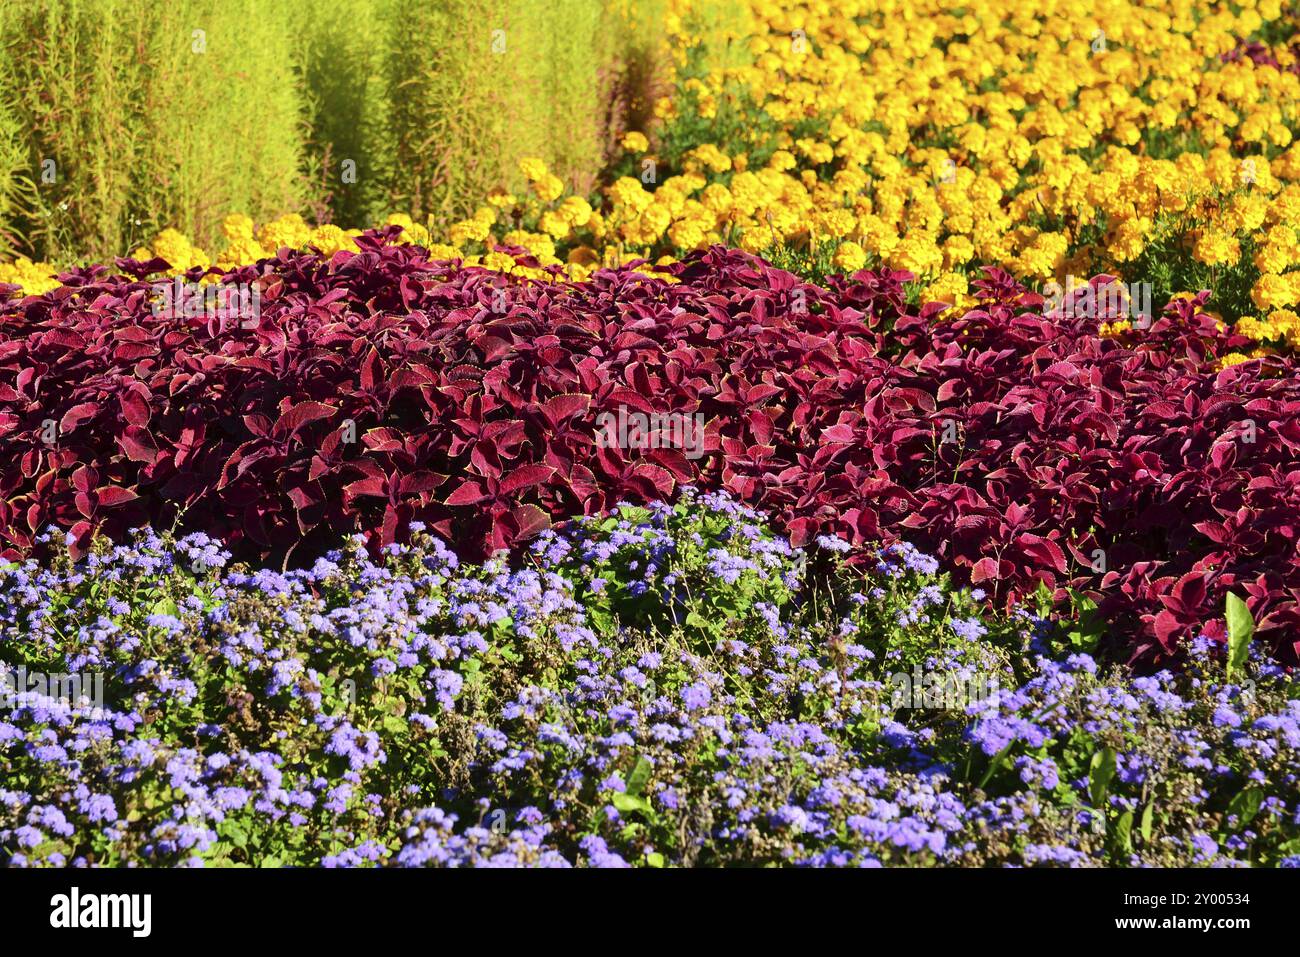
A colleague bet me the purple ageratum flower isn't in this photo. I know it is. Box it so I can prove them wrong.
[1189,833,1219,864]
[815,535,852,554]
[680,682,711,712]
[949,617,987,641]
[579,835,629,868]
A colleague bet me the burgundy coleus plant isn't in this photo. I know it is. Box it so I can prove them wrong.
[1,236,1298,662]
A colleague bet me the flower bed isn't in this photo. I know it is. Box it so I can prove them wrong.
[2,493,1294,867]
[2,242,1298,656]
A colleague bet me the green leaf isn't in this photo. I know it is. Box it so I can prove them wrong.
[1225,593,1254,680]
[1088,747,1117,808]
[611,793,652,815]
[148,596,179,619]
[381,714,407,736]
[1113,809,1133,856]
[978,741,1016,789]
[625,755,652,797]
[1064,589,1105,651]
[1226,787,1263,828]
[218,818,249,849]
[645,851,665,868]
[1275,837,1300,858]
[1139,802,1154,843]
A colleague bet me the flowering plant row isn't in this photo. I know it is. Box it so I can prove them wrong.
[1,239,1297,656]
[2,493,1294,868]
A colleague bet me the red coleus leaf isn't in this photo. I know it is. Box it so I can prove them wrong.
[538,393,591,428]
[444,480,489,507]
[119,390,152,428]
[272,401,335,440]
[94,485,139,507]
[498,464,556,495]
[510,504,552,538]
[344,476,389,499]
[60,402,101,433]
[119,426,160,464]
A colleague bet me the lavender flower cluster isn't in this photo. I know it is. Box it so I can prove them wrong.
[0,493,1296,867]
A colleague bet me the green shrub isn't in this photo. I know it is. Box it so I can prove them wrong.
[0,0,306,260]
[380,0,619,227]
[293,0,397,228]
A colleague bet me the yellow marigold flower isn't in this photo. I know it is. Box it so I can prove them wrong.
[449,218,491,246]
[738,229,772,255]
[685,143,732,174]
[815,208,855,240]
[1252,273,1297,310]
[538,210,571,240]
[832,241,867,272]
[1228,193,1268,233]
[558,196,593,228]
[701,183,733,216]
[795,138,835,165]
[621,131,649,153]
[1192,229,1240,267]
[504,231,555,260]
[668,220,707,250]
[888,235,943,277]
[627,204,669,245]
[481,250,521,272]
[216,237,267,271]
[533,173,565,203]
[425,243,460,261]
[518,157,548,182]
[608,177,652,214]
[309,225,358,257]
[1214,352,1256,371]
[0,257,60,295]
[942,235,975,268]
[567,246,600,267]
[258,214,311,253]
[922,271,969,308]
[768,149,797,172]
[222,213,254,242]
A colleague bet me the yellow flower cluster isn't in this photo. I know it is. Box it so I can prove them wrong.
[7,0,1300,346]
[1236,308,1300,347]
[134,214,371,273]
[0,257,61,295]
[404,0,1300,324]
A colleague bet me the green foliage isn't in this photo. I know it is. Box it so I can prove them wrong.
[0,0,641,256]
[0,0,307,260]
[292,0,397,228]
[1225,592,1254,680]
[763,238,857,286]
[379,0,618,228]
[0,1,26,258]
